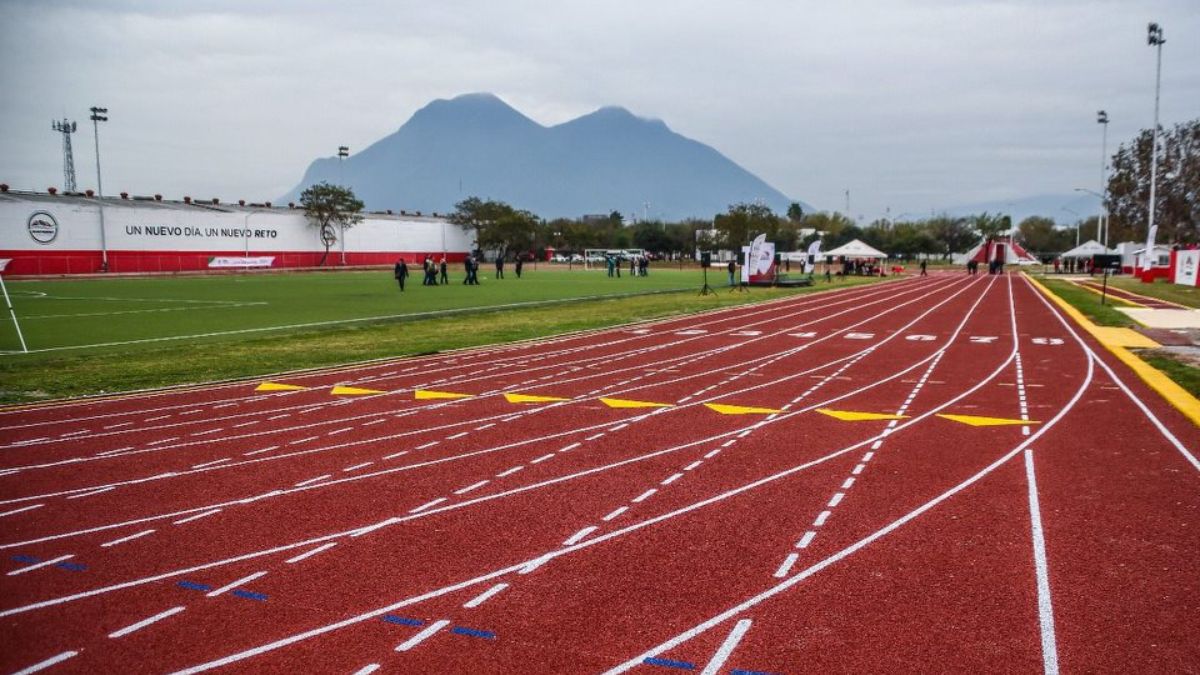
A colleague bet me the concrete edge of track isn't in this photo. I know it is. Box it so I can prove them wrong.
[1025,272,1200,426]
[0,277,904,413]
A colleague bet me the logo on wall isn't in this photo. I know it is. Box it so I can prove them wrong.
[27,211,59,244]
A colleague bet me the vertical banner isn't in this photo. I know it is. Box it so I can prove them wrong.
[1174,250,1199,287]
[743,234,776,284]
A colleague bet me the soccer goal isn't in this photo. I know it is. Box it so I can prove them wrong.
[583,249,646,271]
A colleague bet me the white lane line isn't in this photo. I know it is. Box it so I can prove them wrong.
[382,450,409,460]
[104,422,133,430]
[661,473,683,485]
[870,440,883,450]
[447,432,469,440]
[862,451,875,462]
[828,492,845,507]
[327,427,354,436]
[294,475,331,488]
[474,423,495,431]
[147,437,179,446]
[192,458,231,470]
[180,410,201,416]
[349,518,400,538]
[12,650,79,674]
[773,553,799,578]
[267,414,289,421]
[66,486,114,500]
[7,554,74,576]
[232,421,257,429]
[416,441,439,450]
[463,583,509,609]
[288,436,319,445]
[1024,450,1060,675]
[364,419,386,427]
[609,423,629,432]
[453,480,489,495]
[285,542,337,564]
[721,439,737,447]
[206,571,267,597]
[851,464,865,475]
[173,509,221,525]
[146,415,170,422]
[704,449,721,459]
[409,497,447,514]
[352,665,380,675]
[395,619,450,651]
[342,462,374,472]
[813,510,831,526]
[238,490,282,504]
[109,606,186,638]
[602,506,629,522]
[530,453,555,465]
[796,531,816,549]
[496,466,524,478]
[841,477,855,490]
[0,504,44,518]
[101,529,156,548]
[699,618,753,675]
[95,446,133,457]
[192,428,225,437]
[558,442,581,453]
[585,433,605,441]
[632,488,657,503]
[243,446,278,457]
[563,526,598,546]
[684,461,703,471]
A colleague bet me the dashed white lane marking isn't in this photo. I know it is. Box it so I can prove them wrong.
[288,436,319,445]
[267,414,289,421]
[474,423,495,431]
[294,475,330,488]
[180,410,201,416]
[104,422,133,430]
[704,449,722,459]
[147,437,178,446]
[395,619,450,651]
[699,618,753,675]
[382,450,409,460]
[101,529,156,548]
[351,664,379,675]
[7,554,74,576]
[285,542,338,564]
[206,571,267,597]
[632,488,657,503]
[237,490,282,504]
[343,462,374,472]
[192,428,225,437]
[1025,449,1060,675]
[108,606,185,638]
[416,441,440,450]
[609,423,629,432]
[363,419,386,427]
[563,526,598,546]
[851,464,865,475]
[454,480,489,495]
[828,492,845,507]
[66,486,114,500]
[721,439,737,448]
[409,497,447,514]
[813,510,831,527]
[463,582,508,608]
[684,461,703,471]
[232,421,257,429]
[192,458,231,470]
[327,427,353,436]
[146,415,170,422]
[796,531,816,549]
[95,446,133,457]
[559,442,581,453]
[585,433,605,441]
[173,509,221,525]
[773,552,800,578]
[496,466,524,478]
[841,477,855,490]
[661,473,683,486]
[243,446,278,457]
[12,650,78,674]
[0,504,44,518]
[602,506,629,522]
[530,453,555,465]
[447,432,469,440]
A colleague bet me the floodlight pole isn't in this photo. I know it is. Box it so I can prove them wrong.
[90,106,109,272]
[337,145,349,265]
[1096,110,1109,246]
[1143,23,1164,271]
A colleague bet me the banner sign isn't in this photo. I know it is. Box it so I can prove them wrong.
[1175,250,1199,287]
[208,256,276,269]
[742,234,776,283]
[0,259,10,272]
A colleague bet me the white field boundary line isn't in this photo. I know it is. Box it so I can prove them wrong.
[17,302,268,321]
[0,275,922,424]
[1021,276,1199,472]
[162,289,1025,674]
[0,277,994,620]
[0,277,982,561]
[0,277,935,444]
[0,279,961,486]
[0,278,978,520]
[1024,449,1060,675]
[603,353,1096,670]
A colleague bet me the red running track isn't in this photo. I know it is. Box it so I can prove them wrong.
[0,272,1196,675]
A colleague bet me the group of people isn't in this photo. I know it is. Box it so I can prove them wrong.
[1052,257,1093,274]
[492,256,525,280]
[605,254,651,278]
[393,253,528,290]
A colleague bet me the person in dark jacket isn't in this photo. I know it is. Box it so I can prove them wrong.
[495,255,505,279]
[515,256,524,278]
[394,258,408,291]
[439,257,449,284]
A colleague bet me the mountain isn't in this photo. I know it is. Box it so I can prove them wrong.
[281,93,806,221]
[939,193,1103,225]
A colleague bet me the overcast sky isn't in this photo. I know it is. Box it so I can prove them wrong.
[1,0,1197,222]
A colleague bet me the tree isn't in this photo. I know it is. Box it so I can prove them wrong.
[300,182,364,266]
[972,212,1012,240]
[449,197,539,257]
[712,203,783,251]
[926,216,976,258]
[787,202,805,223]
[1106,118,1199,245]
[631,220,673,254]
[1017,216,1073,255]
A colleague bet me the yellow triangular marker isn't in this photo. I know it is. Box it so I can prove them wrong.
[817,409,908,422]
[330,385,386,396]
[599,397,673,409]
[504,393,568,404]
[937,413,1039,427]
[255,382,307,392]
[705,403,782,415]
[414,389,474,400]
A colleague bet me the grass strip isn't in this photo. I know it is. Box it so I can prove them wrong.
[1138,352,1200,399]
[1037,278,1135,327]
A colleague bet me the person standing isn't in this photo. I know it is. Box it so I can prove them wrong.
[515,256,524,279]
[470,255,480,285]
[727,258,736,286]
[463,255,473,285]
[439,257,449,285]
[394,258,408,291]
[495,255,505,279]
[919,259,927,276]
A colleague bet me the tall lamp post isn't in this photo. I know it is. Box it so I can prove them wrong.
[337,145,349,265]
[1143,22,1165,271]
[1061,207,1081,247]
[1096,110,1109,247]
[1072,188,1107,247]
[90,106,109,272]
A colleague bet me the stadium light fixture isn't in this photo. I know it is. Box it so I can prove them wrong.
[90,106,109,272]
[1143,22,1164,270]
[1096,110,1109,247]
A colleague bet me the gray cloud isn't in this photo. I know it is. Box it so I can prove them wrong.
[1,0,1196,221]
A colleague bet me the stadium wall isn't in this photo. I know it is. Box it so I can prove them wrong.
[0,191,472,275]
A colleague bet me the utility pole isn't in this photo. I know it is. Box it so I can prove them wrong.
[337,145,349,265]
[1097,110,1109,247]
[90,106,109,272]
[1143,22,1165,271]
[52,119,78,193]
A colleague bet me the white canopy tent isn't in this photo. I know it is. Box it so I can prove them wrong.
[1060,240,1113,259]
[823,239,888,259]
